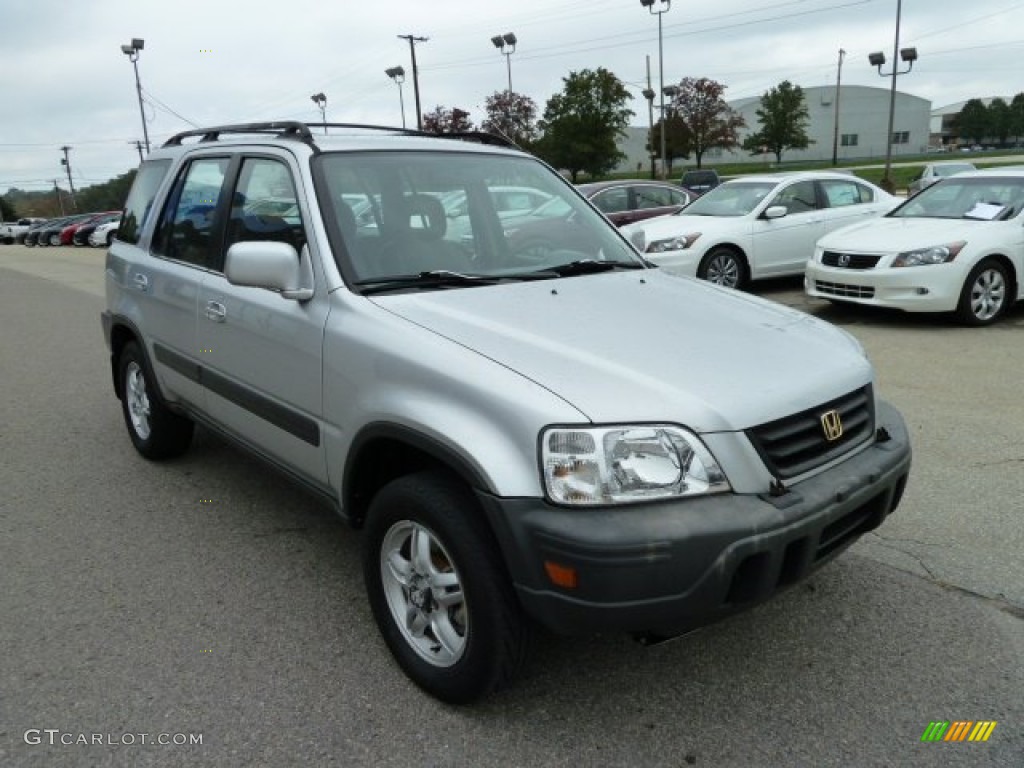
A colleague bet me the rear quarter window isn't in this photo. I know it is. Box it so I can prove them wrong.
[118,159,172,244]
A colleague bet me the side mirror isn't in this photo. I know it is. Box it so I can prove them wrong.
[763,206,788,220]
[225,241,313,300]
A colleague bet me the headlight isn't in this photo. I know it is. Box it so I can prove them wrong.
[646,233,701,253]
[892,241,965,267]
[541,425,729,505]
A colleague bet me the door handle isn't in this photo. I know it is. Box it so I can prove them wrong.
[205,301,226,322]
[132,273,149,291]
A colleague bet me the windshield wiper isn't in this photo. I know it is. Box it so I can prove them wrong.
[530,259,645,277]
[355,270,499,294]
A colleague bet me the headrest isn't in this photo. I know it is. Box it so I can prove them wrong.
[401,194,446,241]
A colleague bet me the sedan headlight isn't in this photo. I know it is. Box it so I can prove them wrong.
[892,241,965,267]
[646,233,701,253]
[541,425,729,505]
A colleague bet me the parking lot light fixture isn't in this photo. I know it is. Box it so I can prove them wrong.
[640,0,671,179]
[310,93,327,134]
[869,0,917,193]
[385,66,407,128]
[121,38,150,155]
[491,32,517,94]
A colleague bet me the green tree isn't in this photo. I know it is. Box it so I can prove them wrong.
[956,99,990,145]
[987,98,1012,146]
[740,80,813,163]
[421,106,474,134]
[481,91,539,146]
[76,170,136,213]
[0,195,16,220]
[647,114,692,177]
[535,67,634,182]
[666,77,745,169]
[1011,93,1024,143]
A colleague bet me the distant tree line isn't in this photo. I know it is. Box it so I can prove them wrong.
[4,170,136,218]
[954,95,1024,146]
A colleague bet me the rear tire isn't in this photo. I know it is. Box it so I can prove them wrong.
[118,341,194,459]
[956,259,1009,326]
[363,472,531,704]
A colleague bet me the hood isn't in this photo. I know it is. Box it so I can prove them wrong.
[622,213,749,251]
[372,270,870,432]
[819,215,1003,252]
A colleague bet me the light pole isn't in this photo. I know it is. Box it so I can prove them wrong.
[643,87,656,180]
[640,0,671,179]
[869,0,917,193]
[310,92,327,134]
[490,32,517,94]
[397,34,428,130]
[662,84,679,179]
[385,67,407,128]
[120,38,150,155]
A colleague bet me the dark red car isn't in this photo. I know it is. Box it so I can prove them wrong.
[577,180,694,226]
[59,211,119,245]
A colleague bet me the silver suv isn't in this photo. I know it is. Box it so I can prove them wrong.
[102,121,911,703]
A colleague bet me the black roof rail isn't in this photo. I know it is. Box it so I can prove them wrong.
[161,121,520,151]
[163,121,314,147]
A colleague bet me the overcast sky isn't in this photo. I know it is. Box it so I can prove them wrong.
[2,0,1022,197]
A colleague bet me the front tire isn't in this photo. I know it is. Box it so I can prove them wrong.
[363,472,531,704]
[698,247,748,289]
[956,259,1009,326]
[118,341,194,459]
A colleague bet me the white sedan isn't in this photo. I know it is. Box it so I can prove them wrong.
[89,220,119,247]
[621,171,896,289]
[806,169,1024,325]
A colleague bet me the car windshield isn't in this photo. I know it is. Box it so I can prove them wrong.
[934,164,975,177]
[314,151,642,287]
[677,180,777,217]
[889,177,1024,220]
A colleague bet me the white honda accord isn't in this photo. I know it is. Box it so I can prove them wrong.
[806,168,1024,325]
[621,171,896,289]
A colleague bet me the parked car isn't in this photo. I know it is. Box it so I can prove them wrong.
[27,216,75,247]
[0,217,46,244]
[576,180,694,226]
[680,169,721,196]
[103,120,910,703]
[89,220,120,247]
[23,219,57,247]
[37,214,94,247]
[73,212,121,246]
[621,171,897,289]
[806,168,1024,325]
[906,161,976,196]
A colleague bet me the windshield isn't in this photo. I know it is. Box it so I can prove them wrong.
[889,177,1024,220]
[679,180,777,217]
[314,151,642,287]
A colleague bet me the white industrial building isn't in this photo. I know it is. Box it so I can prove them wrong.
[616,84,932,174]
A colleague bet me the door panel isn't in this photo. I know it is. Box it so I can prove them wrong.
[751,180,824,277]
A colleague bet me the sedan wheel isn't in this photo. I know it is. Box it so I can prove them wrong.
[699,248,747,289]
[957,259,1008,326]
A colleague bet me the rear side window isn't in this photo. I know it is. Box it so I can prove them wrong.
[119,159,172,244]
[821,179,873,207]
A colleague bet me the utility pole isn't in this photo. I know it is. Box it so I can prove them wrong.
[644,56,656,180]
[60,146,76,210]
[398,34,428,131]
[53,180,65,215]
[132,140,144,163]
[831,48,846,166]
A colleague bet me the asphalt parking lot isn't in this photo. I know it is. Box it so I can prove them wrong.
[1,244,1021,767]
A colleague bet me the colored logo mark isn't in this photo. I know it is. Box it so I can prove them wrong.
[921,721,997,742]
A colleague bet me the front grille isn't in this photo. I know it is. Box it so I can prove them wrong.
[821,251,881,269]
[815,280,875,299]
[747,385,875,479]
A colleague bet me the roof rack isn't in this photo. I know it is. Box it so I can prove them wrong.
[161,121,520,150]
[163,121,314,147]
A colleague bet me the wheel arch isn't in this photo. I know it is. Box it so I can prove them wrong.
[342,423,492,528]
[981,252,1019,300]
[699,242,750,281]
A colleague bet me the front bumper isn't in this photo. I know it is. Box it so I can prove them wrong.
[805,260,966,312]
[477,400,911,637]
